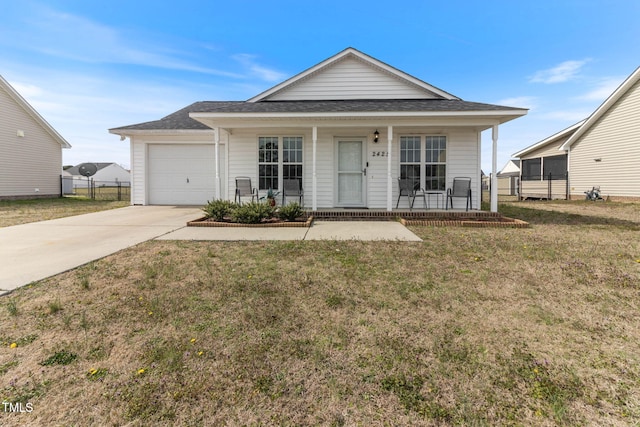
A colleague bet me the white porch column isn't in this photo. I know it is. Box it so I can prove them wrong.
[312,126,317,211]
[386,125,393,211]
[214,127,221,199]
[491,124,498,212]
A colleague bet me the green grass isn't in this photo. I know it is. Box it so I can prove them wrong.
[0,202,638,425]
[0,197,129,227]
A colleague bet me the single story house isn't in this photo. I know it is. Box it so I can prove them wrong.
[65,162,130,184]
[110,48,527,211]
[0,75,71,199]
[496,159,520,196]
[512,120,583,200]
[514,65,640,201]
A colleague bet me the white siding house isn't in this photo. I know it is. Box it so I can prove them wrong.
[110,48,527,211]
[560,67,640,201]
[0,75,71,199]
[513,65,640,201]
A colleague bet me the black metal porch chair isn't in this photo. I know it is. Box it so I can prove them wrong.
[446,177,472,211]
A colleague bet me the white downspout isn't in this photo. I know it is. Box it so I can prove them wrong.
[491,124,498,213]
[312,126,317,211]
[387,125,393,211]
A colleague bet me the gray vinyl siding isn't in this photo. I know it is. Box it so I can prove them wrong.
[268,57,437,101]
[569,79,640,198]
[0,84,63,198]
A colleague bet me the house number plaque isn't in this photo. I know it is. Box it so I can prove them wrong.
[371,151,389,157]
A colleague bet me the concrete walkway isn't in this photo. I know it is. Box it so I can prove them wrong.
[159,220,422,241]
[0,207,421,295]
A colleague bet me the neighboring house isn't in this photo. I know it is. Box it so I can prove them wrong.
[496,160,520,196]
[65,162,130,185]
[110,48,527,210]
[514,65,640,201]
[512,121,583,200]
[560,66,640,201]
[0,75,71,199]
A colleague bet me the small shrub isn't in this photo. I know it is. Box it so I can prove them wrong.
[6,299,18,316]
[48,299,62,314]
[277,202,305,221]
[230,202,274,224]
[203,199,237,221]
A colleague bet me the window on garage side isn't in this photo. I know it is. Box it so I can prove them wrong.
[258,137,278,190]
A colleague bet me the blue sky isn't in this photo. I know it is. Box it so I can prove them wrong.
[1,0,639,172]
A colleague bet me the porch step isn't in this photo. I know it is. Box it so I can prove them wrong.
[309,210,502,221]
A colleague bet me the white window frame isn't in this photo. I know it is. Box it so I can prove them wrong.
[398,134,448,191]
[257,135,304,192]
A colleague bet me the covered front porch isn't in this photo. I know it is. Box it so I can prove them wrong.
[195,120,508,213]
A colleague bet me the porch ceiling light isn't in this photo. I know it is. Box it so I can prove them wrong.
[374,129,379,143]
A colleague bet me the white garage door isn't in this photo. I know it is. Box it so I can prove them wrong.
[148,144,221,205]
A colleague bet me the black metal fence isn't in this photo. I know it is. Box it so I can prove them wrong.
[61,176,130,201]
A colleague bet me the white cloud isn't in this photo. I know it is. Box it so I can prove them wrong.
[576,76,625,101]
[495,96,537,110]
[4,6,242,78]
[538,110,591,122]
[529,60,590,84]
[232,54,287,82]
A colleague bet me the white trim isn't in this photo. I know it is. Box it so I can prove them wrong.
[561,66,640,150]
[491,124,499,212]
[191,110,527,120]
[248,48,459,102]
[312,126,317,211]
[387,126,393,211]
[513,120,584,158]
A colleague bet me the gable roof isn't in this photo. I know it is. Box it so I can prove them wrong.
[512,119,585,158]
[110,48,527,134]
[560,66,640,150]
[498,159,520,175]
[249,47,459,102]
[0,75,71,149]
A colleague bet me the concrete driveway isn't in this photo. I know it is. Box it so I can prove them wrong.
[0,206,421,296]
[0,206,202,295]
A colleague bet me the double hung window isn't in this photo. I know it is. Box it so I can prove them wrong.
[399,135,447,191]
[258,136,303,190]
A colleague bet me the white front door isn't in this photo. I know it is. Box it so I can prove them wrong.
[336,139,366,206]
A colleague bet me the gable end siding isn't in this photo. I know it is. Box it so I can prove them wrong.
[267,57,438,101]
[0,85,62,198]
[569,79,640,198]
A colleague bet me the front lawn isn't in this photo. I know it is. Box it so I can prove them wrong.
[0,202,638,425]
[0,197,129,227]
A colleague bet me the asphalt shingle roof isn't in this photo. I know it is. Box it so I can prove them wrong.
[110,99,525,131]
